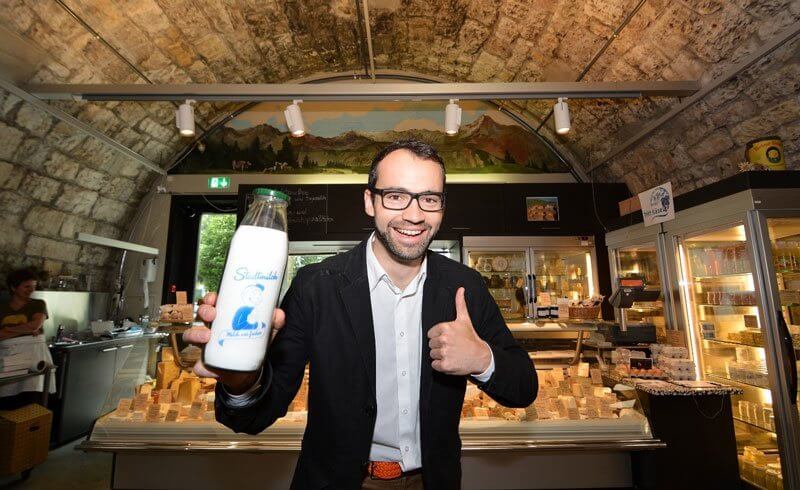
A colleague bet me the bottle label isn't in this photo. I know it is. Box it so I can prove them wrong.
[209,226,287,350]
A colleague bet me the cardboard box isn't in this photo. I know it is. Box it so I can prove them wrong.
[0,404,52,476]
[618,195,642,216]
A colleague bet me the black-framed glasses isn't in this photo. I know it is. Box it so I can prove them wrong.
[369,186,446,212]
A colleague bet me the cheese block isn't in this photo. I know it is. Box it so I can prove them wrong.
[157,389,172,404]
[116,398,132,416]
[139,384,153,396]
[177,378,201,404]
[473,407,490,419]
[161,347,175,362]
[159,303,194,323]
[156,360,180,390]
[165,409,180,422]
[189,401,204,419]
[133,393,149,412]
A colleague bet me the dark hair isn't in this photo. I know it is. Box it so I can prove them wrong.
[6,267,39,291]
[367,139,446,189]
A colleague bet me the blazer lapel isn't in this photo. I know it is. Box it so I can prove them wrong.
[339,240,377,399]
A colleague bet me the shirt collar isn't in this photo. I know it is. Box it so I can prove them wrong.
[366,232,427,295]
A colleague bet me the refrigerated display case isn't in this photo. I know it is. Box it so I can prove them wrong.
[463,236,599,322]
[659,180,800,488]
[80,356,657,489]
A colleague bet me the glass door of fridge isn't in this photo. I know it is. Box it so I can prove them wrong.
[613,244,667,340]
[465,248,529,321]
[757,216,800,488]
[676,223,785,484]
[530,249,596,304]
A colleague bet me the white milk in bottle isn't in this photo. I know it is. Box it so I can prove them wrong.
[204,188,289,371]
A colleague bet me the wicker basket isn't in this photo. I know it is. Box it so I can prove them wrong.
[569,306,601,320]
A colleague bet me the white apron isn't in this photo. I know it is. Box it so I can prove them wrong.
[0,335,56,397]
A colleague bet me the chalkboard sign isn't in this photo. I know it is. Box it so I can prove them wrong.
[238,184,334,238]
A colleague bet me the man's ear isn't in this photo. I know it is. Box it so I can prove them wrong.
[364,188,375,218]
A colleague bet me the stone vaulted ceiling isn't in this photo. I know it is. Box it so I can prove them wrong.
[0,0,799,283]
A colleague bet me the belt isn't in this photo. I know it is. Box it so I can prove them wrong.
[365,461,422,480]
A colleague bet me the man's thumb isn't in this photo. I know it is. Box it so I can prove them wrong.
[455,287,470,322]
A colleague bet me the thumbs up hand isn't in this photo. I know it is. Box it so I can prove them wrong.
[428,287,492,376]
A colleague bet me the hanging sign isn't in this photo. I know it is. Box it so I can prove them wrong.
[638,182,675,227]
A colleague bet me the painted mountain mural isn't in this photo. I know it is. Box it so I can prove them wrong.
[173,103,567,175]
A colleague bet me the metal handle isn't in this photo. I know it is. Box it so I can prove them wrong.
[101,347,118,353]
[777,309,798,404]
[120,344,134,350]
[528,274,537,304]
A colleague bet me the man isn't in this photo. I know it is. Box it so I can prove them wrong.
[185,140,537,489]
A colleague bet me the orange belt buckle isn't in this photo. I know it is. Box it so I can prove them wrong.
[368,461,403,480]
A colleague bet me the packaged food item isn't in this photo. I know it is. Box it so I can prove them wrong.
[205,188,289,371]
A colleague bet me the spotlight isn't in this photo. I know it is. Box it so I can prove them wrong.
[284,99,306,137]
[175,100,196,137]
[445,99,462,135]
[554,97,570,135]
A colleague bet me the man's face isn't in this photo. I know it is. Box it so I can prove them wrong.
[364,149,445,263]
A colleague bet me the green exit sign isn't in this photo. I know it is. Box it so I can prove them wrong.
[208,176,230,189]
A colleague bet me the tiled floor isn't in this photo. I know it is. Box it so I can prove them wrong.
[0,439,111,489]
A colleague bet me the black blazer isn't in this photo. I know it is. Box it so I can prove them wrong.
[215,239,537,489]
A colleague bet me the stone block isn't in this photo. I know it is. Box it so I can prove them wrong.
[19,172,61,203]
[743,63,800,108]
[92,196,130,223]
[26,235,81,262]
[103,176,138,202]
[687,129,735,163]
[23,206,68,237]
[59,214,97,239]
[468,51,505,82]
[0,121,24,160]
[78,244,110,266]
[0,190,32,216]
[43,152,80,181]
[0,213,24,250]
[730,98,800,145]
[15,104,53,137]
[457,19,492,54]
[467,0,500,25]
[76,167,109,191]
[12,138,51,171]
[0,160,25,189]
[55,183,99,216]
[47,122,87,153]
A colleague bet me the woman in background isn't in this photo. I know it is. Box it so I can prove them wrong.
[0,268,53,410]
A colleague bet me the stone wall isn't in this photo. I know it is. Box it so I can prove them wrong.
[0,92,161,291]
[2,0,800,291]
[593,34,800,195]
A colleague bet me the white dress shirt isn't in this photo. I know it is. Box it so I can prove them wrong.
[366,234,494,471]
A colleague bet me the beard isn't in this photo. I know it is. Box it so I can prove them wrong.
[374,220,437,262]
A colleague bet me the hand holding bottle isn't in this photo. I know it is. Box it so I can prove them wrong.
[183,292,286,394]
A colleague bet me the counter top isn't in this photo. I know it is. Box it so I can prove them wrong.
[604,371,743,396]
[49,333,166,352]
[507,319,612,333]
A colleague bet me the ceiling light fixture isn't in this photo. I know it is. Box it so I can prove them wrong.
[554,97,570,135]
[175,99,196,137]
[445,99,462,135]
[284,99,306,137]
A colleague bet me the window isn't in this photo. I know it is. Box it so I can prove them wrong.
[194,213,236,301]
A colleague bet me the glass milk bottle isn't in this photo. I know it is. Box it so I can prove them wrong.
[204,188,289,371]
